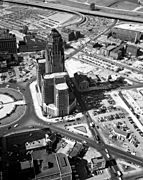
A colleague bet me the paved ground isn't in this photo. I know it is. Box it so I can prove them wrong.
[0,87,26,127]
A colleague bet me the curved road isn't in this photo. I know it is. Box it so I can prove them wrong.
[2,77,143,180]
[1,1,143,179]
[4,0,143,23]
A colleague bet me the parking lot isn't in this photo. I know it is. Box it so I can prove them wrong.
[87,91,143,158]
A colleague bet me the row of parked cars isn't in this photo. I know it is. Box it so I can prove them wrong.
[98,112,126,122]
[92,104,120,116]
[128,117,143,137]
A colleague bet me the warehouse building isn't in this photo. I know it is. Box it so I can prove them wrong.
[111,23,143,43]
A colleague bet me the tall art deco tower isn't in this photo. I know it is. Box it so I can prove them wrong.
[36,28,76,117]
[45,28,65,74]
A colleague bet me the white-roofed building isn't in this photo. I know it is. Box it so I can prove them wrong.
[55,82,69,117]
[111,23,143,42]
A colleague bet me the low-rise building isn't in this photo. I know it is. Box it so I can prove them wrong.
[18,34,46,52]
[69,142,83,158]
[111,23,143,42]
[32,151,72,180]
[61,28,75,42]
[122,89,143,115]
[61,28,84,42]
[110,50,122,60]
[17,151,72,180]
[74,72,89,91]
[112,127,129,141]
[90,156,106,172]
[126,42,139,56]
[0,28,18,68]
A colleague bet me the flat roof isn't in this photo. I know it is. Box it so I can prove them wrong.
[55,83,68,90]
[53,72,68,77]
[44,73,55,79]
[106,45,116,51]
[114,23,143,33]
[128,89,143,108]
[32,151,71,179]
[38,59,46,63]
[57,153,72,175]
[91,156,105,164]
[44,72,68,79]
[112,127,128,137]
[47,103,57,110]
[33,150,60,179]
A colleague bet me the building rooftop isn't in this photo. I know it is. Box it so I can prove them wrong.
[48,28,61,39]
[106,45,116,51]
[61,28,73,33]
[25,138,47,150]
[44,72,67,80]
[0,29,16,39]
[38,59,46,64]
[91,156,105,164]
[44,74,55,80]
[128,89,143,109]
[47,103,57,110]
[112,127,128,137]
[53,72,68,77]
[55,82,68,90]
[114,23,143,33]
[32,151,72,180]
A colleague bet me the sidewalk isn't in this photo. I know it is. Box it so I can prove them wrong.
[30,81,83,123]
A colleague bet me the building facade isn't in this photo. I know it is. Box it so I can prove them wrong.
[42,74,54,105]
[36,59,46,90]
[111,23,143,43]
[36,29,75,118]
[32,152,72,180]
[45,29,64,74]
[0,29,17,54]
[55,83,69,117]
[0,29,18,67]
[91,156,106,172]
[19,34,46,52]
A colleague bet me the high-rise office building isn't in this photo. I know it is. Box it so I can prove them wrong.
[0,29,17,54]
[36,29,75,118]
[36,59,46,90]
[55,83,69,117]
[54,72,68,85]
[42,74,54,105]
[0,29,18,66]
[45,28,64,74]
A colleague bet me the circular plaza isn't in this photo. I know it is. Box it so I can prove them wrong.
[0,88,26,126]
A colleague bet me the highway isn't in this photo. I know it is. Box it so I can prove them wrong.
[4,0,143,23]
